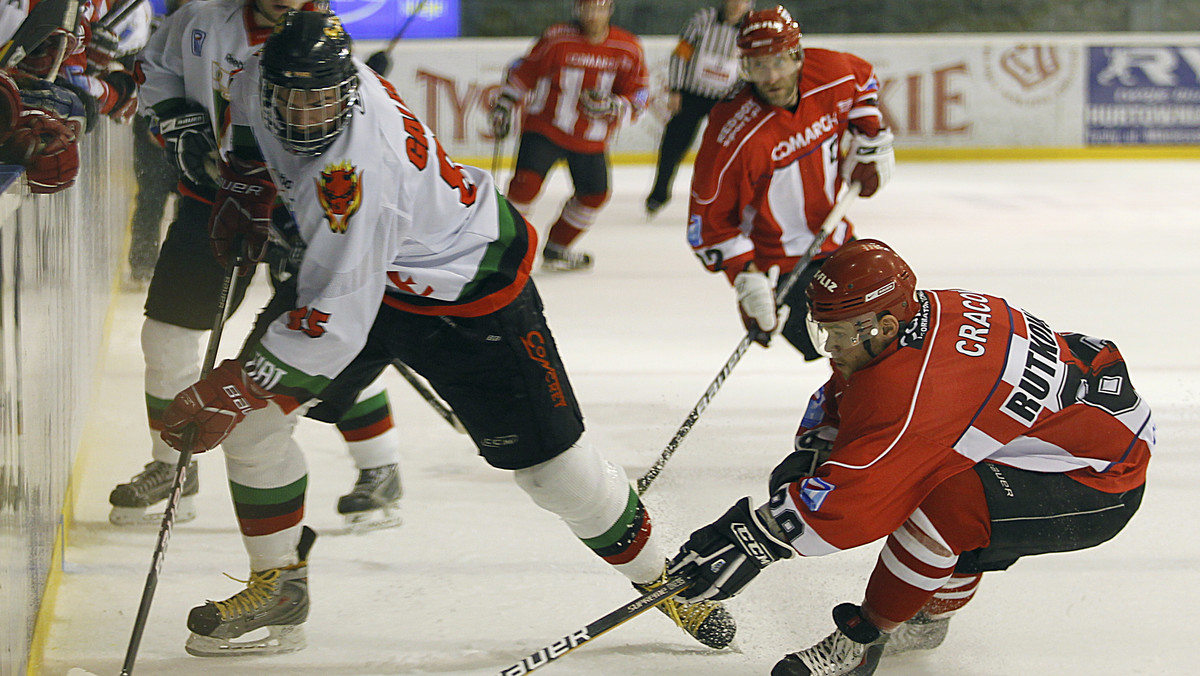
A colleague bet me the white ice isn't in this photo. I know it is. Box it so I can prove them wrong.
[43,160,1199,675]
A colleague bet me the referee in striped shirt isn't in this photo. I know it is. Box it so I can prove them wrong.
[646,0,752,216]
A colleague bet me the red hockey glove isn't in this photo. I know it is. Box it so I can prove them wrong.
[0,109,80,194]
[160,360,274,453]
[0,72,22,144]
[85,23,120,74]
[840,128,894,198]
[98,70,138,123]
[210,156,277,276]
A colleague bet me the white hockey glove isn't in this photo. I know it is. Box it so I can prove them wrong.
[734,265,785,347]
[490,92,516,139]
[668,497,794,602]
[840,127,895,198]
[580,89,626,121]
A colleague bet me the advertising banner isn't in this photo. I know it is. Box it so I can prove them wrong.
[1086,45,1200,145]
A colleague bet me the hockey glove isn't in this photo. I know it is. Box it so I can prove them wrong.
[85,23,120,74]
[668,496,794,602]
[161,360,273,453]
[840,127,894,198]
[490,92,516,139]
[0,72,23,143]
[159,102,218,188]
[210,156,277,276]
[0,109,80,194]
[98,70,138,123]
[18,78,89,138]
[580,88,625,121]
[734,265,785,347]
[769,427,838,494]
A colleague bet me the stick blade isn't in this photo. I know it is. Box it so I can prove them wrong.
[0,0,78,69]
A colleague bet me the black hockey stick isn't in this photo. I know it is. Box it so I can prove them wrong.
[0,0,78,69]
[635,182,862,495]
[95,0,148,31]
[365,0,430,77]
[496,574,692,675]
[392,359,466,434]
[120,253,240,676]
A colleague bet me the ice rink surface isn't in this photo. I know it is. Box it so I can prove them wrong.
[42,159,1199,675]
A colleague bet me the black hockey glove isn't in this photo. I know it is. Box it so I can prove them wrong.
[769,427,837,494]
[490,92,516,139]
[158,102,218,188]
[668,496,794,602]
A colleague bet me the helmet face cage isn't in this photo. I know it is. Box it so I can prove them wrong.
[261,76,357,157]
[259,10,359,156]
[736,6,802,82]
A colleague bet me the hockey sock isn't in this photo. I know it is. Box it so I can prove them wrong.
[546,193,606,249]
[863,509,961,631]
[506,168,545,216]
[336,380,400,469]
[513,443,664,583]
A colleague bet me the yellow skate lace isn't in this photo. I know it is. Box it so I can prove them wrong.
[641,575,715,635]
[211,563,301,621]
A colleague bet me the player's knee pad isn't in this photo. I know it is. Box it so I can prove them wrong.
[220,405,307,482]
[512,442,631,537]
[141,318,205,397]
[507,169,546,210]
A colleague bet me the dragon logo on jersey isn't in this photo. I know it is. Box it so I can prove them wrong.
[315,161,362,234]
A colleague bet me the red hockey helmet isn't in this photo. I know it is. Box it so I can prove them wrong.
[807,239,918,324]
[737,5,801,58]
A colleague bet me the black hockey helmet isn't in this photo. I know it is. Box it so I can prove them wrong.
[259,10,358,156]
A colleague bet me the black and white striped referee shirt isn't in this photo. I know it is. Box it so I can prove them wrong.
[667,7,744,100]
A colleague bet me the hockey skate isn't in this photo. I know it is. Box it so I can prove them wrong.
[337,463,402,532]
[541,244,593,272]
[634,568,736,650]
[772,604,888,676]
[881,611,951,656]
[108,460,199,525]
[644,195,668,218]
[185,526,316,657]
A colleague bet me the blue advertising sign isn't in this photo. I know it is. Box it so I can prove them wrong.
[330,0,460,40]
[1087,45,1200,145]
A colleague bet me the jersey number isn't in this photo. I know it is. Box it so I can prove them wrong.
[287,307,330,338]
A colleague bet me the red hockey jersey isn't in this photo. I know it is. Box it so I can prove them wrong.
[773,289,1154,557]
[688,48,882,281]
[503,22,648,155]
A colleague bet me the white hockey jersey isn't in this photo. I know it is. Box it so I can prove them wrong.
[134,0,274,197]
[227,58,536,409]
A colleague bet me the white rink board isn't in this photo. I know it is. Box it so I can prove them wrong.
[358,33,1200,158]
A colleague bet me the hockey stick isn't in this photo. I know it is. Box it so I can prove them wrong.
[496,574,691,675]
[392,359,466,434]
[365,0,430,77]
[95,0,148,31]
[635,182,863,495]
[119,254,240,676]
[0,0,78,69]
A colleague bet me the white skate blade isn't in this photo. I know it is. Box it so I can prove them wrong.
[185,624,306,657]
[108,495,197,526]
[342,502,402,533]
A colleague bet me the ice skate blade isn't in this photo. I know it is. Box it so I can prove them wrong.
[342,502,403,533]
[108,495,197,526]
[185,624,306,657]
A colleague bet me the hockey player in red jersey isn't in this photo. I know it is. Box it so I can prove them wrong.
[688,6,894,357]
[489,0,648,271]
[667,240,1152,675]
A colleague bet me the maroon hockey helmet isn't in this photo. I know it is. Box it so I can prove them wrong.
[737,5,802,58]
[807,240,919,324]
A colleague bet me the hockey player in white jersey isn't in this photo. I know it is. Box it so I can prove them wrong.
[110,0,405,531]
[157,9,736,657]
